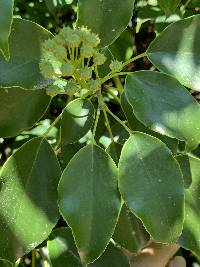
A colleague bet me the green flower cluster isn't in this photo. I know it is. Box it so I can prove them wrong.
[39,26,108,97]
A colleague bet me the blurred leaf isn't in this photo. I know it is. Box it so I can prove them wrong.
[0,87,51,138]
[0,137,61,263]
[58,144,121,264]
[77,0,135,47]
[147,15,200,91]
[61,98,95,145]
[125,71,200,149]
[0,0,14,60]
[88,243,130,267]
[178,155,200,257]
[119,132,184,243]
[0,18,53,89]
[48,227,82,267]
[158,0,180,16]
[113,205,150,253]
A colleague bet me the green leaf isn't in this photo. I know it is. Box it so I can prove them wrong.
[158,0,180,16]
[0,18,53,89]
[88,243,130,267]
[0,87,51,138]
[125,71,200,148]
[61,143,83,169]
[0,0,14,60]
[106,142,122,165]
[0,137,61,263]
[121,92,178,153]
[77,0,135,47]
[119,132,184,243]
[47,227,82,267]
[0,260,11,267]
[58,144,121,264]
[113,205,150,253]
[147,15,200,91]
[61,98,95,145]
[178,155,200,257]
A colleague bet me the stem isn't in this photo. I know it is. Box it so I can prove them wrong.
[92,108,101,144]
[43,112,63,138]
[122,52,147,68]
[103,109,114,143]
[104,86,121,104]
[106,107,132,135]
[113,76,124,94]
[101,72,131,84]
[32,249,36,267]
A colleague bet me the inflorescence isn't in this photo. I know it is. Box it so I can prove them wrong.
[39,26,123,97]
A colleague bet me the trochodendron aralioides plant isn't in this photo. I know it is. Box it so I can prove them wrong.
[0,0,200,266]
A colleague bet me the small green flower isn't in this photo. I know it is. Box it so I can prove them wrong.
[43,39,56,51]
[64,80,81,95]
[53,46,67,61]
[80,44,94,58]
[78,67,92,81]
[82,31,100,47]
[93,52,106,65]
[54,35,65,46]
[39,61,55,78]
[87,79,101,91]
[59,27,73,39]
[46,79,66,96]
[109,60,123,72]
[61,61,74,77]
[67,33,81,48]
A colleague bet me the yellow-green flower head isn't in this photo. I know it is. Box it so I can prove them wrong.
[53,46,67,61]
[80,44,94,58]
[67,33,81,48]
[82,31,100,47]
[78,67,92,81]
[87,79,101,91]
[61,61,74,77]
[64,80,80,96]
[59,26,73,39]
[39,61,55,78]
[109,60,123,72]
[54,35,65,46]
[46,79,66,96]
[43,39,56,51]
[93,52,106,65]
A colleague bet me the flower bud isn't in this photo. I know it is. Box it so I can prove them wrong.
[42,39,55,51]
[83,31,100,47]
[39,61,55,78]
[80,44,94,58]
[46,79,66,96]
[59,27,73,39]
[109,60,123,72]
[87,79,101,91]
[78,67,92,81]
[61,61,74,77]
[93,52,106,65]
[53,46,67,61]
[67,33,81,48]
[64,81,80,96]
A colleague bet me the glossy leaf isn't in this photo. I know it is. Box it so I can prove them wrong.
[113,205,150,253]
[58,144,121,264]
[125,71,200,148]
[119,132,184,243]
[0,87,51,138]
[105,142,122,165]
[61,98,95,145]
[77,0,135,47]
[61,143,83,169]
[121,92,178,154]
[178,156,200,256]
[47,227,82,267]
[147,15,200,91]
[0,18,53,89]
[0,137,61,263]
[0,0,13,60]
[158,0,180,16]
[88,243,130,267]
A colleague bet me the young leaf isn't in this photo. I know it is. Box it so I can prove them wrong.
[125,71,200,148]
[61,98,95,145]
[119,132,184,243]
[158,0,180,16]
[0,0,14,60]
[77,0,135,47]
[88,243,130,267]
[0,18,53,89]
[178,155,200,257]
[47,227,82,267]
[0,87,51,138]
[113,205,150,253]
[0,137,61,263]
[58,144,121,264]
[147,15,200,91]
